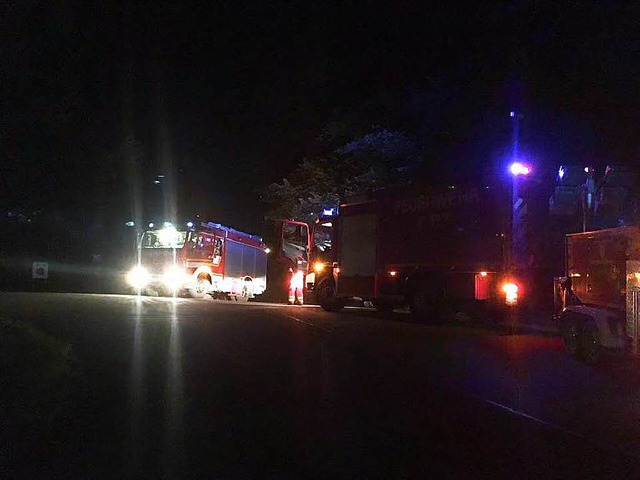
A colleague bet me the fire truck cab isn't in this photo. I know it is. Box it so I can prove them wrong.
[126,221,268,299]
[272,220,311,304]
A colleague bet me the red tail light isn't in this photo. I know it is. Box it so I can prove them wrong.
[502,282,518,306]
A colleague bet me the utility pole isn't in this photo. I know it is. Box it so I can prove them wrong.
[505,110,521,275]
[511,110,519,273]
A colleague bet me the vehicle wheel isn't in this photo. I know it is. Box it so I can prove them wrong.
[409,289,427,318]
[580,319,601,364]
[236,282,253,302]
[374,299,395,312]
[190,277,211,299]
[317,280,344,312]
[409,288,441,324]
[561,317,580,358]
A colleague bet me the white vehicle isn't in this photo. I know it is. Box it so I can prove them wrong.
[555,226,640,362]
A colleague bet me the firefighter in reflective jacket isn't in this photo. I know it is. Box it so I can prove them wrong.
[287,267,304,305]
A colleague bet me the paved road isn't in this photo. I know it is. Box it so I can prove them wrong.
[2,292,640,478]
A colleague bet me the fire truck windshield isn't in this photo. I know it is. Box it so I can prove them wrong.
[313,222,333,253]
[140,228,187,249]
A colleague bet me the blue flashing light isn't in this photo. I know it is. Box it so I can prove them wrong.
[510,111,515,117]
[558,166,565,180]
[186,221,194,228]
[322,208,335,216]
[510,162,531,176]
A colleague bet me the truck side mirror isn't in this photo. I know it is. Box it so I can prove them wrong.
[278,220,310,273]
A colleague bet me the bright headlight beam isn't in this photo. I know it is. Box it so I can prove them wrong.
[127,266,151,289]
[163,265,187,290]
[158,226,179,246]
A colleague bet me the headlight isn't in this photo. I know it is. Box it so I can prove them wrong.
[313,262,325,274]
[126,266,151,289]
[162,265,188,290]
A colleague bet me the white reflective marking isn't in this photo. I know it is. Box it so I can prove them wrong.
[481,397,639,460]
[483,399,575,434]
[284,315,333,334]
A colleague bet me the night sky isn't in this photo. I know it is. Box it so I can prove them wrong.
[3,1,640,233]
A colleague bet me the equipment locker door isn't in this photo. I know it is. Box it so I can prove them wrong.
[339,213,377,297]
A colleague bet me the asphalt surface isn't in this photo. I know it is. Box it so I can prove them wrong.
[3,292,640,478]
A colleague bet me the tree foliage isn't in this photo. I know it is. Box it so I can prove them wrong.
[262,127,422,223]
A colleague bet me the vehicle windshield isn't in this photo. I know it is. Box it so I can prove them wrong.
[312,221,333,260]
[282,223,309,261]
[140,228,187,249]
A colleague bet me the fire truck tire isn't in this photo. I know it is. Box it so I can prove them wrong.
[317,280,344,312]
[560,314,582,358]
[190,277,211,299]
[373,299,395,312]
[409,288,443,325]
[560,316,580,358]
[237,280,253,302]
[579,319,601,364]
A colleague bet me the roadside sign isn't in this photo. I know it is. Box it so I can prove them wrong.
[32,261,49,280]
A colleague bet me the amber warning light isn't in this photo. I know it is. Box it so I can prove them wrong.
[502,283,519,306]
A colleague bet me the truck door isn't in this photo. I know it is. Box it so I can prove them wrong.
[278,221,310,273]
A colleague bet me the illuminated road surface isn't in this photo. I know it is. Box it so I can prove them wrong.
[2,292,640,478]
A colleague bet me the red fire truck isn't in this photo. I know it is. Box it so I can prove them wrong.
[125,221,268,299]
[257,220,311,304]
[554,226,640,362]
[306,182,548,320]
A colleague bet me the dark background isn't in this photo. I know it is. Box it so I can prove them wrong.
[2,1,640,261]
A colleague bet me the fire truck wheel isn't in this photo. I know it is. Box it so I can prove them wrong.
[190,277,211,299]
[409,289,443,325]
[237,281,253,302]
[560,315,581,358]
[579,319,601,364]
[317,280,344,312]
[373,299,395,312]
